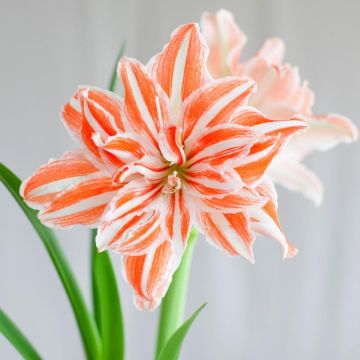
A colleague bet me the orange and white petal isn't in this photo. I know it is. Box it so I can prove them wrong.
[61,88,83,138]
[38,177,121,228]
[186,124,259,167]
[197,211,255,261]
[118,57,169,149]
[97,210,167,255]
[201,187,267,213]
[183,77,256,144]
[113,155,169,185]
[235,136,285,186]
[249,178,298,258]
[20,150,104,210]
[183,163,243,198]
[96,132,149,165]
[82,87,125,136]
[286,113,358,161]
[122,240,181,310]
[161,190,191,255]
[159,125,186,165]
[232,106,307,138]
[61,87,124,153]
[96,181,163,250]
[268,158,323,206]
[201,9,247,78]
[149,23,209,116]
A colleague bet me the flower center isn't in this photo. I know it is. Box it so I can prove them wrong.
[162,170,182,194]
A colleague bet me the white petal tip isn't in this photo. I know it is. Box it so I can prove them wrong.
[283,247,299,260]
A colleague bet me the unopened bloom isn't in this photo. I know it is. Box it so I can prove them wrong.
[21,23,306,310]
[201,9,358,205]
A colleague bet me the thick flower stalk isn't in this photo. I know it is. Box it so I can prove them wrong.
[20,23,307,310]
[201,9,358,205]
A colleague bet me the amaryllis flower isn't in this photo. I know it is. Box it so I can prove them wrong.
[201,9,358,205]
[20,23,306,310]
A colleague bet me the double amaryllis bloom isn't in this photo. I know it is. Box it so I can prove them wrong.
[201,9,358,205]
[21,23,307,310]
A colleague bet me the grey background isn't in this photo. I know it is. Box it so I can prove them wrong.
[1,0,360,359]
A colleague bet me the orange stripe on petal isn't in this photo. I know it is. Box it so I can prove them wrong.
[183,77,256,141]
[202,187,266,212]
[119,57,168,148]
[20,151,101,209]
[151,23,208,107]
[198,211,255,261]
[250,178,298,259]
[186,124,257,167]
[86,88,125,133]
[159,125,186,165]
[122,240,180,310]
[98,210,165,255]
[235,136,284,185]
[39,178,121,228]
[164,191,190,253]
[233,107,307,138]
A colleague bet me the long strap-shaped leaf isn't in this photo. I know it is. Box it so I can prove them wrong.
[0,163,101,359]
[91,232,125,360]
[0,308,42,360]
[156,303,207,360]
[89,42,126,360]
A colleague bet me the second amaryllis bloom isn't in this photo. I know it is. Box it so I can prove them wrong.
[20,23,306,310]
[201,9,358,205]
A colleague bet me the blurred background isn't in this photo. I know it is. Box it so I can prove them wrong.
[1,0,360,359]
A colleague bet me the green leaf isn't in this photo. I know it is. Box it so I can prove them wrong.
[108,42,126,92]
[155,228,198,357]
[91,231,125,360]
[0,163,101,360]
[0,308,42,360]
[157,303,206,360]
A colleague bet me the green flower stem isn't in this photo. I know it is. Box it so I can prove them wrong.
[155,228,198,357]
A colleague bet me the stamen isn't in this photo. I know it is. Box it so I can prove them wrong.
[162,171,182,194]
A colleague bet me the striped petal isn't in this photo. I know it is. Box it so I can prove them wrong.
[96,133,149,165]
[96,181,163,250]
[232,106,307,138]
[183,163,243,198]
[250,178,298,258]
[61,87,125,163]
[20,150,104,210]
[233,108,307,185]
[201,10,247,78]
[159,125,186,165]
[201,187,267,213]
[122,240,181,310]
[186,124,259,167]
[197,211,255,261]
[162,190,191,255]
[118,57,169,149]
[113,155,169,185]
[38,177,121,228]
[149,23,208,116]
[182,77,256,144]
[98,210,166,255]
[235,136,284,186]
